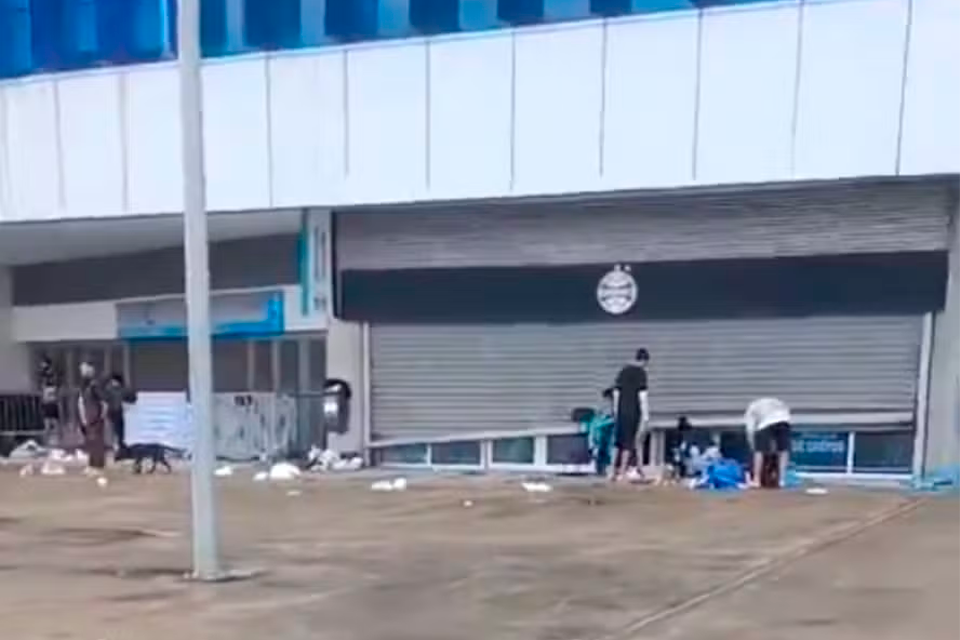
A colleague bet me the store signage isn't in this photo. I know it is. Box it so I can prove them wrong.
[596,265,637,315]
[790,431,848,471]
[116,290,285,339]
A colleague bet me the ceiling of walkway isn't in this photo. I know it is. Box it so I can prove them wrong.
[0,209,302,265]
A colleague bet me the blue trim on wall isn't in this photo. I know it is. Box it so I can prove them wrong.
[1,0,802,80]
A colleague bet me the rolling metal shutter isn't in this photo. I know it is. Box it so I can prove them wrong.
[338,181,953,270]
[370,315,923,441]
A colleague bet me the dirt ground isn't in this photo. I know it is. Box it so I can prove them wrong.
[0,466,956,640]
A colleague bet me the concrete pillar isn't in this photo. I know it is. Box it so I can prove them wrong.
[924,209,960,477]
[325,318,366,455]
[0,268,31,392]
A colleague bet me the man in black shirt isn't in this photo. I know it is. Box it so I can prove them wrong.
[38,356,61,445]
[611,348,650,481]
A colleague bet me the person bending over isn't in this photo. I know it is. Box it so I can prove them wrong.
[611,348,650,481]
[744,397,792,488]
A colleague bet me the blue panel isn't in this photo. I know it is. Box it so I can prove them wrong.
[118,291,286,340]
[379,0,412,38]
[459,0,500,31]
[498,0,543,25]
[0,0,34,77]
[632,0,695,13]
[411,0,459,34]
[245,0,301,50]
[790,431,849,472]
[200,0,246,57]
[325,0,377,41]
[544,0,591,22]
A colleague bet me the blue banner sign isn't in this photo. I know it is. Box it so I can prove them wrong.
[117,290,285,339]
[791,431,848,471]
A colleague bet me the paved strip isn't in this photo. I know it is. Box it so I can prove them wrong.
[591,496,925,640]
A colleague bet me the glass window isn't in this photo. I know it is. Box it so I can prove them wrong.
[459,0,499,31]
[281,339,302,392]
[852,431,913,474]
[0,0,34,78]
[253,341,273,391]
[213,339,249,392]
[491,436,535,464]
[325,0,377,42]
[498,0,543,25]
[374,443,428,465]
[130,340,188,392]
[432,440,481,465]
[244,0,301,50]
[546,433,590,465]
[790,431,849,473]
[544,0,591,21]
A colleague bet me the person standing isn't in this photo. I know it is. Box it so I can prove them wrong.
[105,373,136,460]
[38,356,61,446]
[611,348,651,481]
[744,397,793,488]
[77,362,107,475]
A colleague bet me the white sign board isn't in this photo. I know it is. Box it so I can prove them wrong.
[125,392,191,450]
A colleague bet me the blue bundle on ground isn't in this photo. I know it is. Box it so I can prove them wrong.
[694,458,746,491]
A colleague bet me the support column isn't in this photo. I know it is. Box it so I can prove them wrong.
[0,268,31,392]
[924,207,960,478]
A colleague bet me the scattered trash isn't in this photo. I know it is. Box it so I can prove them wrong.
[691,459,746,491]
[267,462,302,481]
[805,487,828,496]
[307,446,364,473]
[462,499,474,508]
[39,460,66,476]
[286,489,302,497]
[782,467,803,489]
[252,471,269,482]
[521,481,553,494]
[19,464,35,477]
[10,440,43,460]
[214,465,234,477]
[97,476,109,488]
[48,448,68,462]
[371,477,408,492]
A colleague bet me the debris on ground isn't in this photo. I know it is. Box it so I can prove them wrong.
[10,440,44,460]
[805,487,829,496]
[307,446,364,472]
[267,462,302,481]
[521,481,553,494]
[96,476,109,488]
[371,477,408,492]
[214,465,234,477]
[18,463,35,477]
[252,470,269,482]
[39,460,66,476]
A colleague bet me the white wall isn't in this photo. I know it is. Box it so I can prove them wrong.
[0,0,955,223]
[0,269,31,392]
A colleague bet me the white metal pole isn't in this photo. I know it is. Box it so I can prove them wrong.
[177,0,220,580]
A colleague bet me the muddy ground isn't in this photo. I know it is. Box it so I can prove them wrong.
[0,467,956,640]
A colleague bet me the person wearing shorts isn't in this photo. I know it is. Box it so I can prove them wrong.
[744,397,792,488]
[611,348,650,481]
[38,356,61,445]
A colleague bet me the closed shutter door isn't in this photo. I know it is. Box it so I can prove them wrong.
[339,181,952,270]
[370,315,922,440]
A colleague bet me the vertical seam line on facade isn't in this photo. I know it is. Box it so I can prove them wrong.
[789,0,807,177]
[424,41,432,191]
[342,50,351,177]
[894,0,914,176]
[509,30,518,192]
[264,56,276,208]
[0,87,9,216]
[690,10,704,181]
[598,19,609,179]
[118,71,131,214]
[52,78,67,212]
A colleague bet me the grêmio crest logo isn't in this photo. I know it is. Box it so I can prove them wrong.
[596,264,637,315]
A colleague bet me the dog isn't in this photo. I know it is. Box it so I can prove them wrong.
[126,443,174,474]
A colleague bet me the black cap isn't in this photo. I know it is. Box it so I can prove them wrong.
[635,348,650,362]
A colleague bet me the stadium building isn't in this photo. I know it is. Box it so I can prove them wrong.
[0,0,956,478]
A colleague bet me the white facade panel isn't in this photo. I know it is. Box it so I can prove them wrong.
[513,23,603,195]
[602,13,698,190]
[57,73,125,218]
[346,42,428,204]
[0,2,955,225]
[793,0,908,179]
[202,60,272,211]
[696,2,799,184]
[123,64,183,215]
[428,34,513,200]
[899,0,960,175]
[2,80,61,221]
[268,53,347,208]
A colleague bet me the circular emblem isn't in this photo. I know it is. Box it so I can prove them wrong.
[597,265,637,315]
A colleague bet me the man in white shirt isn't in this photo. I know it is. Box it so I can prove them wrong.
[744,397,792,488]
